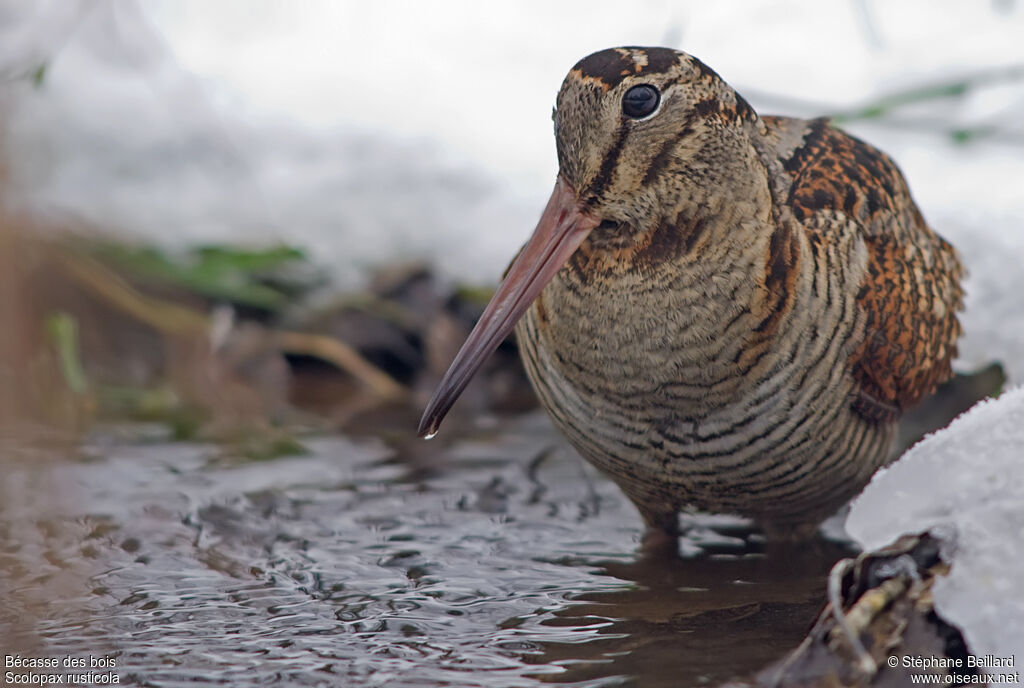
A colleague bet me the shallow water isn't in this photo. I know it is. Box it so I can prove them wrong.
[1,412,851,687]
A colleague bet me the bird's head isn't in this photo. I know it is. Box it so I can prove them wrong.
[555,46,758,249]
[418,47,758,438]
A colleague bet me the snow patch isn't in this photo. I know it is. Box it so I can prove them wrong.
[847,387,1024,664]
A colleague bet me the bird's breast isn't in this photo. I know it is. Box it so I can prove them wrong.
[518,232,770,415]
[513,223,888,522]
[514,220,873,457]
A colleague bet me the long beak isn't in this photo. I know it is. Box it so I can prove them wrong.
[418,177,598,438]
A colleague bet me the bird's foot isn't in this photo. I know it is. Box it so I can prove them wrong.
[639,526,681,557]
[637,507,682,557]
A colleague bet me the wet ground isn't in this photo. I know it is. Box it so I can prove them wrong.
[0,409,858,687]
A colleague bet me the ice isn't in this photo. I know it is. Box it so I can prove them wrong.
[847,387,1024,665]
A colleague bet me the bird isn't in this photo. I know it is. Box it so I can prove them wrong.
[418,47,964,542]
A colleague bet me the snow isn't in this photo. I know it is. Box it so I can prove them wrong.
[847,386,1024,667]
[0,1,540,287]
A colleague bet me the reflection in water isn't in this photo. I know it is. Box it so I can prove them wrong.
[535,537,854,686]
[0,411,853,687]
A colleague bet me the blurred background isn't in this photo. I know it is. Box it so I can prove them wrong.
[3,0,1022,280]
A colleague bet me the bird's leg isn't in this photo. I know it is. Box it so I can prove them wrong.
[760,519,823,544]
[636,503,681,552]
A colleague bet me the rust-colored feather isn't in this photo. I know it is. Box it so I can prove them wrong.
[773,117,965,421]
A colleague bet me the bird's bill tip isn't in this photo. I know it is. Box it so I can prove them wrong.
[417,178,598,438]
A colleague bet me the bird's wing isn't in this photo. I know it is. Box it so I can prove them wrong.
[764,116,965,423]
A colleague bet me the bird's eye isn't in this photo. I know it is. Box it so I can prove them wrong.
[622,84,660,119]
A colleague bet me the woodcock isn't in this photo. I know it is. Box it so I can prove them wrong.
[418,47,964,541]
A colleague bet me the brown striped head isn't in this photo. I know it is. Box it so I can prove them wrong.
[555,47,756,245]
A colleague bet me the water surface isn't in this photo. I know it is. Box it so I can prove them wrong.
[1,412,849,686]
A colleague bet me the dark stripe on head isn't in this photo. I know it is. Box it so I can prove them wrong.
[637,47,680,75]
[584,123,630,205]
[634,210,710,267]
[572,47,680,90]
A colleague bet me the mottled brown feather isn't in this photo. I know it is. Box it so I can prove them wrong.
[737,221,801,371]
[768,117,965,420]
